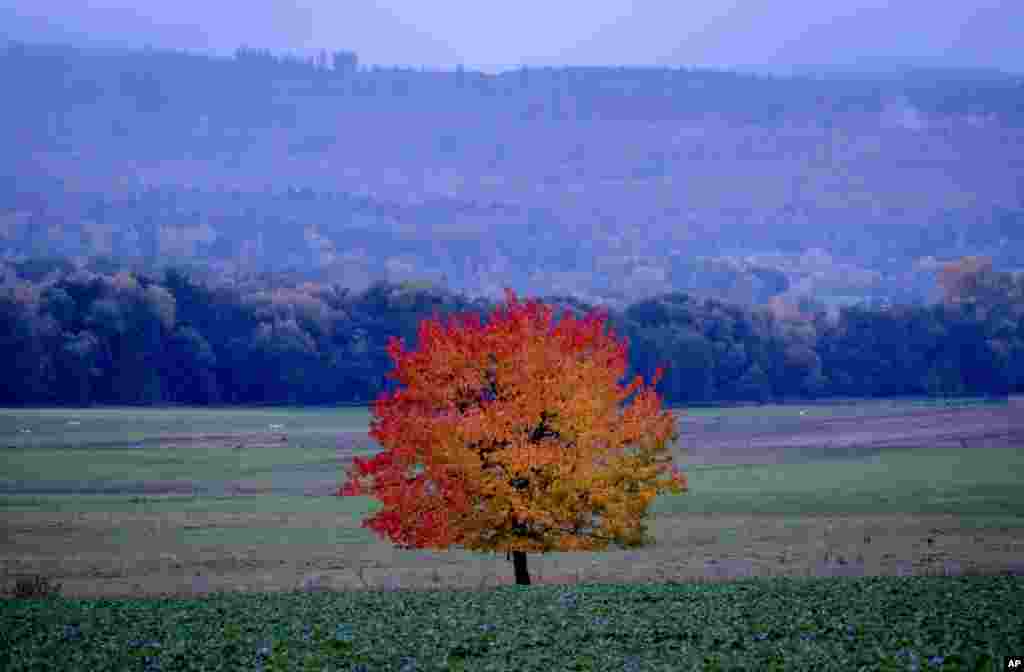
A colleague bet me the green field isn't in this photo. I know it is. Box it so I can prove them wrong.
[0,405,370,449]
[0,406,376,499]
[3,440,1023,523]
[2,399,1023,533]
[0,396,1011,503]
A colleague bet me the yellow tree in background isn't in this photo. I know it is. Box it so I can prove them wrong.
[937,255,994,305]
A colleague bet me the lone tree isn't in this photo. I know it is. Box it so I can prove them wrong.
[337,289,687,586]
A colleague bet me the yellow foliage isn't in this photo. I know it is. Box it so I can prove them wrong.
[341,288,688,556]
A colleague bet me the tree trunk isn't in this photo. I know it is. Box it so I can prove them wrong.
[512,550,531,585]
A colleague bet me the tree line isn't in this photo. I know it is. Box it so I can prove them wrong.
[0,256,1020,407]
[5,40,1022,132]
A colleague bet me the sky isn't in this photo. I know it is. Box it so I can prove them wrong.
[1,0,1022,74]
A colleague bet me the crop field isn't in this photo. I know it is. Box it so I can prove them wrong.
[2,398,1023,670]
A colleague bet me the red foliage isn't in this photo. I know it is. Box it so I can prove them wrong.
[337,288,687,561]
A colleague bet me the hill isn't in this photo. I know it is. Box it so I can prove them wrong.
[2,40,1023,313]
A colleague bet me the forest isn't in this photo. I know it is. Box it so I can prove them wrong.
[2,40,1023,312]
[0,255,1019,407]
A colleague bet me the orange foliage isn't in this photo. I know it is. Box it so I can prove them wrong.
[937,256,993,305]
[337,288,687,560]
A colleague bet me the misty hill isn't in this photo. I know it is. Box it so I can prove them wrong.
[2,40,1023,313]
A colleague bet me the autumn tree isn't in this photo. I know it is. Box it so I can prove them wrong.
[937,256,994,306]
[337,288,687,586]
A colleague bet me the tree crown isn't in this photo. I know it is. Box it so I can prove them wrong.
[339,288,687,555]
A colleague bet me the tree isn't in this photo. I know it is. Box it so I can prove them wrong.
[40,286,76,327]
[246,318,319,403]
[734,362,771,403]
[781,343,825,398]
[162,325,219,404]
[332,50,358,74]
[0,291,48,404]
[337,289,687,585]
[56,330,102,405]
[937,256,994,306]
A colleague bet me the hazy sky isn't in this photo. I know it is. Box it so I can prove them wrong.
[2,0,1021,74]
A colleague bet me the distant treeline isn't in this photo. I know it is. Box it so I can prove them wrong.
[5,40,1020,127]
[0,256,1020,407]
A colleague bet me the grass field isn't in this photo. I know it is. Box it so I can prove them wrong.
[2,399,1023,670]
